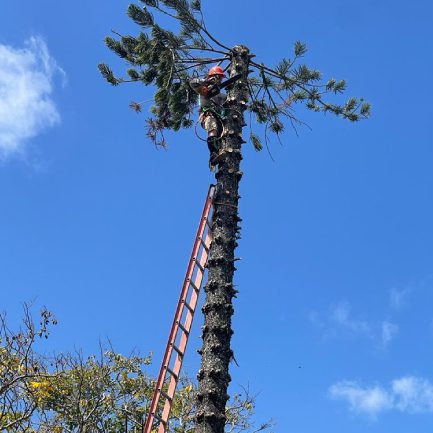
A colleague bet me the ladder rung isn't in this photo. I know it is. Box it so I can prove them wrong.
[182,300,194,314]
[193,258,205,272]
[159,389,173,402]
[188,279,199,292]
[152,413,167,426]
[165,366,179,380]
[171,344,184,357]
[206,221,212,231]
[177,321,189,335]
[198,236,210,253]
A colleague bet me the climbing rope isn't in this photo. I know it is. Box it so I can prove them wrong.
[194,106,244,143]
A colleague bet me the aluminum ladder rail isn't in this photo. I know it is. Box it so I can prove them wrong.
[143,184,215,433]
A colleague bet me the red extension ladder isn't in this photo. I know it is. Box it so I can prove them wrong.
[143,184,215,433]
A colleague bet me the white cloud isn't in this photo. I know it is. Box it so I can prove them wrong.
[329,376,433,418]
[331,301,351,324]
[0,36,63,158]
[331,301,371,335]
[310,301,398,348]
[389,288,410,311]
[381,321,399,348]
[392,377,433,413]
[329,381,393,418]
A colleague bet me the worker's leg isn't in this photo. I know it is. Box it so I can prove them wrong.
[203,115,222,170]
[204,115,221,151]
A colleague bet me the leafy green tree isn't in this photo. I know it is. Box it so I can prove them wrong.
[1,308,269,433]
[98,2,370,433]
[0,305,57,432]
[33,353,263,433]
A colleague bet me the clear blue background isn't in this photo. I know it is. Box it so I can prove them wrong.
[1,1,433,432]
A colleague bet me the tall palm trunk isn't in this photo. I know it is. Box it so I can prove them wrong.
[196,45,250,433]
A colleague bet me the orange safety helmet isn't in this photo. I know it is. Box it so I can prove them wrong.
[207,65,225,78]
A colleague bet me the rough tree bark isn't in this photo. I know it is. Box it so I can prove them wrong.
[196,45,250,433]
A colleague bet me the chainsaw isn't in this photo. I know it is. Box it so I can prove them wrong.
[206,73,243,98]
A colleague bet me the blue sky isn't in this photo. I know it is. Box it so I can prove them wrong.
[1,0,433,432]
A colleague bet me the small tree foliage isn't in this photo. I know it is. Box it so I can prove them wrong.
[0,308,270,433]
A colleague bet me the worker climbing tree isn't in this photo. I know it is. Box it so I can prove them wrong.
[99,2,370,433]
[190,65,242,170]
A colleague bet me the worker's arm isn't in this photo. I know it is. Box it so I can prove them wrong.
[189,78,207,95]
[189,77,219,97]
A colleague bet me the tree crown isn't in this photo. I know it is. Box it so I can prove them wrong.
[99,0,370,150]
